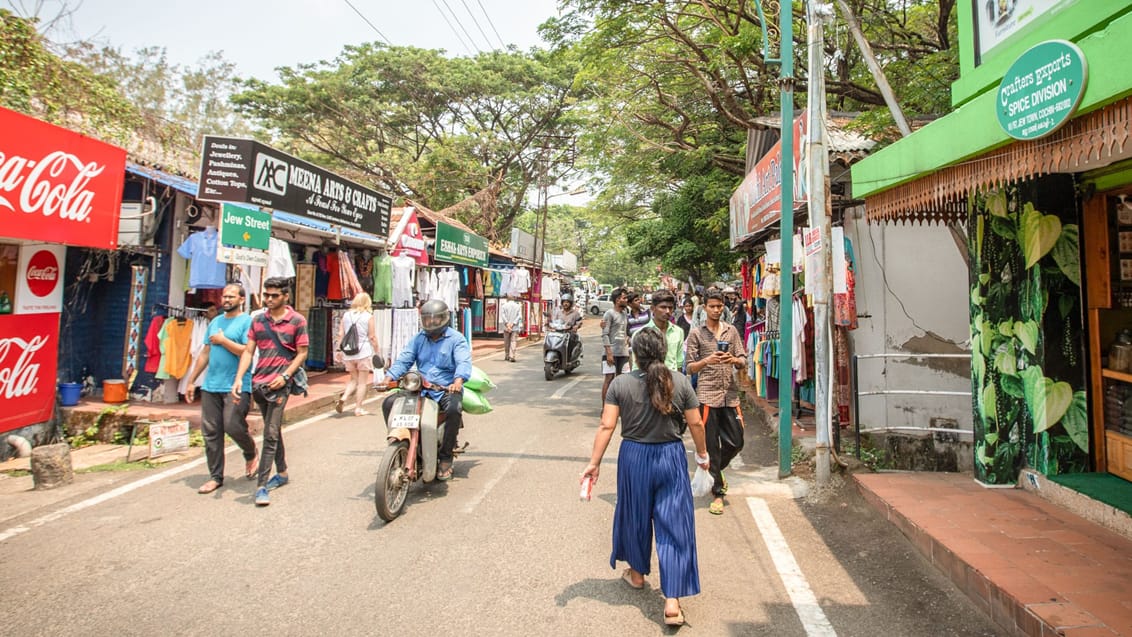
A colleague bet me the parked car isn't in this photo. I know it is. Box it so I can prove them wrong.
[587,293,615,316]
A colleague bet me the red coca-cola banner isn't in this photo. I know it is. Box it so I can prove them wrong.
[0,107,127,249]
[0,313,60,434]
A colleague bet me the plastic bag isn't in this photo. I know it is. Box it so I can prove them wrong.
[690,466,714,497]
[465,366,497,393]
[462,387,493,415]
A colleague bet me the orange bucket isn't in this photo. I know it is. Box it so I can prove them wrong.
[102,379,128,403]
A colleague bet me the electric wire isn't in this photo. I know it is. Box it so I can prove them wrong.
[342,0,392,45]
[437,0,483,54]
[459,0,497,51]
[431,0,475,55]
[474,0,508,49]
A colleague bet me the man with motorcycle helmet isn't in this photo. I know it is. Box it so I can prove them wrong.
[380,299,472,481]
[548,293,584,358]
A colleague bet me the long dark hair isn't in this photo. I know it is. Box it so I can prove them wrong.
[631,328,674,414]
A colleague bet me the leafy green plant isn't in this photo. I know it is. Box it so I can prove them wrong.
[67,404,130,448]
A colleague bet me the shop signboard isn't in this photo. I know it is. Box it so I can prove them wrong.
[197,136,392,238]
[389,208,430,265]
[0,313,59,434]
[434,221,488,268]
[556,250,578,273]
[996,40,1087,141]
[729,110,808,248]
[510,228,536,262]
[217,203,270,267]
[149,420,191,458]
[0,107,126,250]
[974,0,1075,64]
[12,244,64,314]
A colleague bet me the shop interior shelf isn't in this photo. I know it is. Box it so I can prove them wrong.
[1101,368,1132,383]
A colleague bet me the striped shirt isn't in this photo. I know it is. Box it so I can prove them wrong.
[248,306,309,385]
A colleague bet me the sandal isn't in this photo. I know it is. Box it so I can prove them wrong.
[663,605,685,626]
[708,499,724,515]
[197,480,222,494]
[621,568,645,589]
[334,398,344,414]
[437,461,453,481]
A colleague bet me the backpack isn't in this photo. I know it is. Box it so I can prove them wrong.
[339,315,361,356]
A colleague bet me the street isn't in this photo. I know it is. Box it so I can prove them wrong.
[0,323,1002,636]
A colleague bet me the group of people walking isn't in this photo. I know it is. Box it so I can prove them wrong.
[589,285,749,626]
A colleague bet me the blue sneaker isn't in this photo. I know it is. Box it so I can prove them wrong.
[265,474,289,491]
[254,487,270,506]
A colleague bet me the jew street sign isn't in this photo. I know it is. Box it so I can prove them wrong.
[217,203,271,267]
[434,221,488,268]
[996,40,1088,141]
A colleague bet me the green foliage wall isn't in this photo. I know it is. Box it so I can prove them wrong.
[969,175,1089,484]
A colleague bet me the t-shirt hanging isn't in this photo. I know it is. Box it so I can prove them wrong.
[390,255,416,308]
[267,238,295,279]
[176,227,227,289]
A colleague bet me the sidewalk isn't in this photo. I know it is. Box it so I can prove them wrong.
[740,384,1132,636]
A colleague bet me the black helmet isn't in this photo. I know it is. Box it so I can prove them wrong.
[420,299,450,337]
[561,293,574,305]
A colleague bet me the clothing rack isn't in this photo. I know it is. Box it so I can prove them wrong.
[153,302,210,318]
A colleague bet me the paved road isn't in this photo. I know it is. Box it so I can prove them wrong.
[0,322,1003,636]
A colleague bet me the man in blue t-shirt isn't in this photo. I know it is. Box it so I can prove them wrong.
[187,283,257,494]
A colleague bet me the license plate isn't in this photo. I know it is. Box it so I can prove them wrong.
[389,414,420,430]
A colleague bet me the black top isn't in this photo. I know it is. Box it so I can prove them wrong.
[606,370,699,443]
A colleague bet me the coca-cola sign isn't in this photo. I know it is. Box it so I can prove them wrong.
[14,244,64,314]
[0,314,59,434]
[0,107,126,249]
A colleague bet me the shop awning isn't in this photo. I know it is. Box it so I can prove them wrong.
[125,162,199,197]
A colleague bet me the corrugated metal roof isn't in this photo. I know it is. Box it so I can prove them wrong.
[749,113,876,153]
[125,162,200,196]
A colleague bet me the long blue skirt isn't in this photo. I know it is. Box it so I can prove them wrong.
[610,439,701,599]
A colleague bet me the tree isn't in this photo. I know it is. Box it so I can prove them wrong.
[233,45,581,243]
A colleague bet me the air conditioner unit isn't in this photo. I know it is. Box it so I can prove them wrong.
[118,202,154,247]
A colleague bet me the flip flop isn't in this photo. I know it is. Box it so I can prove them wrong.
[245,456,259,480]
[334,398,345,414]
[197,480,221,494]
[621,568,645,589]
[708,499,724,515]
[437,461,453,481]
[663,606,685,626]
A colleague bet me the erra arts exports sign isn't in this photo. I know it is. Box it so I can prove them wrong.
[996,40,1088,141]
[434,222,488,268]
[197,136,392,237]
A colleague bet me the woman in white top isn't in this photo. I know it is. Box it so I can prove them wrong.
[336,292,380,416]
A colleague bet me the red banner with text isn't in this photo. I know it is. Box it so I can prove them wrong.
[0,107,126,249]
[0,313,60,434]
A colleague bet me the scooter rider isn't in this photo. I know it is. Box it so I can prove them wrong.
[380,299,472,481]
[549,293,584,358]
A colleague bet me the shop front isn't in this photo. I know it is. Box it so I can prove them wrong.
[0,106,126,449]
[852,3,1132,485]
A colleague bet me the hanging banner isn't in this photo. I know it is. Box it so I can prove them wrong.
[13,244,65,314]
[729,110,809,248]
[197,136,392,238]
[389,208,430,265]
[0,107,126,250]
[0,313,60,434]
[434,221,488,268]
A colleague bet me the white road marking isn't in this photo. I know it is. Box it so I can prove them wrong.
[460,436,531,514]
[550,376,586,399]
[746,497,837,637]
[0,406,340,544]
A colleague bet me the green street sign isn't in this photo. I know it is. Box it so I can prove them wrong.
[434,221,488,268]
[997,40,1087,141]
[220,203,272,251]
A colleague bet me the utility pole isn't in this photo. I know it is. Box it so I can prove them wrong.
[833,0,911,137]
[807,1,834,487]
[753,0,796,478]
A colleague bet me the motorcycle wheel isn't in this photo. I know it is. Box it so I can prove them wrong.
[544,362,556,381]
[375,440,411,522]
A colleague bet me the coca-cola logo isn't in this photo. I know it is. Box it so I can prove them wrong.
[0,150,106,223]
[0,335,46,400]
[26,250,60,297]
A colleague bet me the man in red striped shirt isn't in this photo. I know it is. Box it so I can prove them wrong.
[234,277,309,507]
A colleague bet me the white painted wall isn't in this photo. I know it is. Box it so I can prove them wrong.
[843,208,973,434]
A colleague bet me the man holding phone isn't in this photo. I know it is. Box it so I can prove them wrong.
[685,290,747,516]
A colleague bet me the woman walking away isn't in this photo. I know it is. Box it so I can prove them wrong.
[336,292,380,416]
[581,328,710,627]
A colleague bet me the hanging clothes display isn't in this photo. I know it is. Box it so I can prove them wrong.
[307,308,328,369]
[267,237,296,279]
[337,248,364,300]
[375,308,394,363]
[295,263,316,315]
[391,308,419,362]
[143,315,166,374]
[176,227,227,289]
[391,256,416,308]
[373,252,393,305]
[161,317,196,379]
[356,252,374,295]
[326,250,344,300]
[176,317,210,396]
[314,250,330,298]
[832,228,858,330]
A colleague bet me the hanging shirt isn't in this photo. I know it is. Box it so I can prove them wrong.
[162,318,196,379]
[267,238,295,279]
[176,227,227,289]
[314,251,330,298]
[373,253,393,305]
[143,315,166,374]
[391,256,416,308]
[327,250,343,300]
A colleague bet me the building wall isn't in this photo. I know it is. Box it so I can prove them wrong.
[844,211,973,434]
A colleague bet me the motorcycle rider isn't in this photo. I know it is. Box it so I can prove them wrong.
[380,299,472,481]
[548,293,584,361]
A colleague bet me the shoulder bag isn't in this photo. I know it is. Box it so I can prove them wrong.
[257,314,309,396]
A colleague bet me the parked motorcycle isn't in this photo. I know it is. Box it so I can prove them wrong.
[374,371,465,521]
[543,320,582,381]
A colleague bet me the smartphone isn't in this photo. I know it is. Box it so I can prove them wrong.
[716,340,729,352]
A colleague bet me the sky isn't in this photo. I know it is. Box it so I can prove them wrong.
[19,0,564,80]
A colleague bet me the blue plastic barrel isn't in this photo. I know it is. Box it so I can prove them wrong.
[58,382,82,406]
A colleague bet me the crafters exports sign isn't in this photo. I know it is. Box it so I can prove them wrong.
[996,40,1088,141]
[197,136,392,237]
